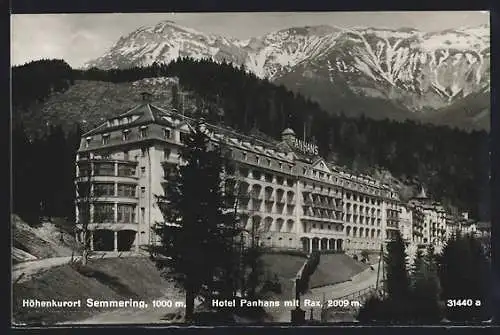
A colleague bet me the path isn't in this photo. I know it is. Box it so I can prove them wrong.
[12,252,146,283]
[268,260,381,322]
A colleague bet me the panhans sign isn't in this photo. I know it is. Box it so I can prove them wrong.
[292,138,319,155]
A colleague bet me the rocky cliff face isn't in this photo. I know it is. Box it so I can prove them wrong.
[84,20,490,130]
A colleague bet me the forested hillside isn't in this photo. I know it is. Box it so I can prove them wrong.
[11,58,490,224]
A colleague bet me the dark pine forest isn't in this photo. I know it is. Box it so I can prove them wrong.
[11,58,490,225]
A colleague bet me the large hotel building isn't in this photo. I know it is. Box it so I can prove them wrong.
[74,97,471,254]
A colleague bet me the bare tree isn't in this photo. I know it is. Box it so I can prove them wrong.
[75,160,105,266]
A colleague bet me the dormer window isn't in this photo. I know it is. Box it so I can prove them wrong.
[85,137,92,148]
[179,132,188,143]
[140,126,148,138]
[122,129,130,141]
[102,134,109,145]
[163,128,172,139]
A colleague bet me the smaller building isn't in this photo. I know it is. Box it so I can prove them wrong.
[399,205,413,245]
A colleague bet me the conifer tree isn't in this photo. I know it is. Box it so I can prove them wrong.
[384,231,411,302]
[438,233,491,321]
[410,245,442,322]
[150,122,240,322]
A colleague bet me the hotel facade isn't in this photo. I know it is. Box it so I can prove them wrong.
[75,99,469,255]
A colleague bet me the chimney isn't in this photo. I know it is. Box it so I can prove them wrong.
[140,92,152,103]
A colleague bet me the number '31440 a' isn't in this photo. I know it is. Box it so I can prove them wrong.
[446,299,482,307]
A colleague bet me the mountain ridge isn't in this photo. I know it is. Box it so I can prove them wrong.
[82,20,489,131]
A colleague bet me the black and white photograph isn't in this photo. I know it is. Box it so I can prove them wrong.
[11,11,492,326]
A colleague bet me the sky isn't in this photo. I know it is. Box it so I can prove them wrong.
[11,11,490,68]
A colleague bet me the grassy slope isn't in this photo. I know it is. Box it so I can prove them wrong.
[309,254,368,288]
[12,257,176,325]
[261,253,368,298]
[12,215,79,261]
[261,253,307,300]
[15,78,182,137]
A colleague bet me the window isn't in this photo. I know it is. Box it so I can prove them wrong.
[279,162,283,170]
[267,159,271,167]
[242,152,247,160]
[101,152,111,159]
[141,148,147,157]
[239,167,249,178]
[94,163,114,176]
[164,166,177,179]
[140,127,148,138]
[140,187,146,198]
[94,183,115,197]
[122,130,130,141]
[123,151,130,160]
[163,128,172,139]
[118,165,136,177]
[117,184,136,197]
[117,204,136,223]
[85,138,91,148]
[265,173,273,182]
[93,203,114,223]
[163,148,171,160]
[102,134,109,145]
[140,167,146,177]
[141,207,145,224]
[255,156,260,164]
[78,163,91,177]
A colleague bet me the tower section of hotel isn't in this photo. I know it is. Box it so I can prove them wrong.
[75,99,187,251]
[277,128,401,254]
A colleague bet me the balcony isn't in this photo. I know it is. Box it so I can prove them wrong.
[76,195,139,204]
[76,174,139,184]
[161,156,181,166]
[77,157,138,165]
[264,195,274,202]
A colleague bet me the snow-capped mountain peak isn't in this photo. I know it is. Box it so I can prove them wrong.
[84,21,489,114]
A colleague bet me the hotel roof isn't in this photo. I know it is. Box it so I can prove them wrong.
[81,101,398,191]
